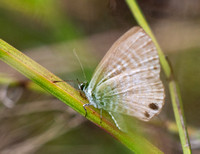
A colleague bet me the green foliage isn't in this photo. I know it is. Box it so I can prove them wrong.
[0,0,81,49]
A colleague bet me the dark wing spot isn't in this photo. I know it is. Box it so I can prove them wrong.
[144,111,150,118]
[149,103,159,110]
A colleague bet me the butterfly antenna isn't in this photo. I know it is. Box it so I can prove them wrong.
[73,49,87,80]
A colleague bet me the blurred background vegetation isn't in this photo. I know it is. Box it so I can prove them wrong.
[0,0,200,153]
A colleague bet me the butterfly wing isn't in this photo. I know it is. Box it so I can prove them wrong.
[87,27,165,121]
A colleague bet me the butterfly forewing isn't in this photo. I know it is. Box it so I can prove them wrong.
[85,27,165,121]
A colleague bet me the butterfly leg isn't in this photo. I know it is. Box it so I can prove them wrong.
[83,103,91,117]
[109,112,120,129]
[108,112,128,132]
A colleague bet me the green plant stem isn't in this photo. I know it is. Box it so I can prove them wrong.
[0,39,163,153]
[169,80,191,153]
[125,0,191,153]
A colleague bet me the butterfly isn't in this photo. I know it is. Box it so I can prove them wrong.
[80,26,165,129]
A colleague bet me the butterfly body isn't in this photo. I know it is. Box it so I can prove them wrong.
[82,27,165,124]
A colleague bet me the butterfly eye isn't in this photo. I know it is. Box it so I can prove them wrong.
[79,82,89,91]
[79,83,85,91]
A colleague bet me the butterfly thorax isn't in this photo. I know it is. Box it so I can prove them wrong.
[83,86,109,110]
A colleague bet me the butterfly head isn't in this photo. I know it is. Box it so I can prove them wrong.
[79,81,89,91]
[79,81,99,108]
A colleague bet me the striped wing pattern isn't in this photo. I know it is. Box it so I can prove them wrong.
[85,27,165,121]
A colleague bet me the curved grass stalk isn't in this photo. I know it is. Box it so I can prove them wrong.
[125,0,192,153]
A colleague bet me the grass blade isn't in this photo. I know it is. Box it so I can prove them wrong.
[125,0,192,153]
